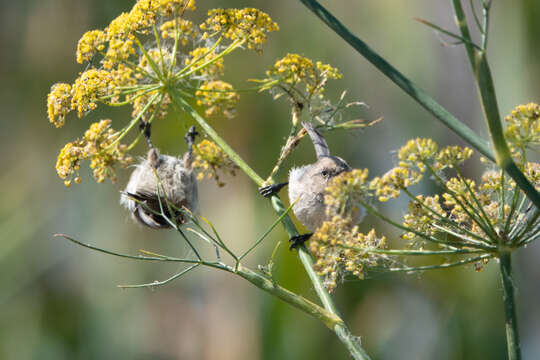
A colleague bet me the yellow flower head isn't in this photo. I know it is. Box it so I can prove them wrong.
[47,83,73,127]
[311,217,386,292]
[402,195,445,241]
[435,145,474,169]
[71,69,114,117]
[192,139,238,187]
[201,8,279,52]
[76,30,107,64]
[324,168,369,217]
[56,120,132,186]
[195,80,239,118]
[504,102,540,151]
[160,19,195,44]
[266,54,342,94]
[370,167,422,202]
[186,47,224,77]
[397,138,438,172]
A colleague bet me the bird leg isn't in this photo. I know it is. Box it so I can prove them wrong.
[139,121,154,149]
[183,126,199,167]
[289,233,313,250]
[258,182,289,198]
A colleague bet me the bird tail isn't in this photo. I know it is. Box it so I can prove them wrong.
[302,122,330,159]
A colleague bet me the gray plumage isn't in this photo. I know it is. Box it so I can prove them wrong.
[120,147,198,229]
[288,122,364,231]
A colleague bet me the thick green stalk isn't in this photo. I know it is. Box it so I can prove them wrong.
[169,92,370,360]
[499,252,521,360]
[451,1,540,209]
[297,0,494,161]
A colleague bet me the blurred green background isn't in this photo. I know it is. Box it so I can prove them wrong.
[1,0,540,359]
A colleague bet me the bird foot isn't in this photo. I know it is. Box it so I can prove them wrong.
[258,182,288,198]
[289,233,313,250]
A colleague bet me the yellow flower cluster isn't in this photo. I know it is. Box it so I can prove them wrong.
[76,30,106,64]
[402,195,445,241]
[192,139,238,187]
[185,47,224,77]
[195,81,239,118]
[266,54,342,95]
[310,216,386,292]
[398,138,438,171]
[71,69,115,117]
[324,169,369,217]
[370,167,422,202]
[306,169,386,291]
[56,120,132,186]
[397,138,473,172]
[47,83,73,128]
[436,145,474,169]
[160,19,195,44]
[504,102,540,151]
[131,91,171,122]
[201,8,279,52]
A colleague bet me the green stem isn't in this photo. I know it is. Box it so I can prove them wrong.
[297,0,495,161]
[499,252,522,360]
[169,91,370,359]
[236,265,342,329]
[452,1,540,209]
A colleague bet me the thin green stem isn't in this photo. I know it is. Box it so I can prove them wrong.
[343,246,484,256]
[385,254,492,272]
[297,0,495,161]
[238,200,296,261]
[118,264,200,288]
[469,0,483,32]
[481,0,492,50]
[56,234,201,264]
[416,18,481,50]
[135,37,164,81]
[499,252,522,360]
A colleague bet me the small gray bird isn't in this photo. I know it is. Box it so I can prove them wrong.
[120,126,199,229]
[259,122,363,248]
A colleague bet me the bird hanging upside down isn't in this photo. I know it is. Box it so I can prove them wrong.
[120,125,199,229]
[259,122,364,248]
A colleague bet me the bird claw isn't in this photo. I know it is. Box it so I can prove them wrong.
[289,233,313,250]
[258,182,288,198]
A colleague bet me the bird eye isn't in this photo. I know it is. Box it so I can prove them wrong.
[321,170,329,177]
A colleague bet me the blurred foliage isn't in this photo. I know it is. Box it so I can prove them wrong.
[1,1,540,359]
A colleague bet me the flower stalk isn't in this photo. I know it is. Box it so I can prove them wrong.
[499,251,522,360]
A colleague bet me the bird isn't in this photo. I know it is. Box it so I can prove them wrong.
[120,125,199,229]
[259,122,362,248]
